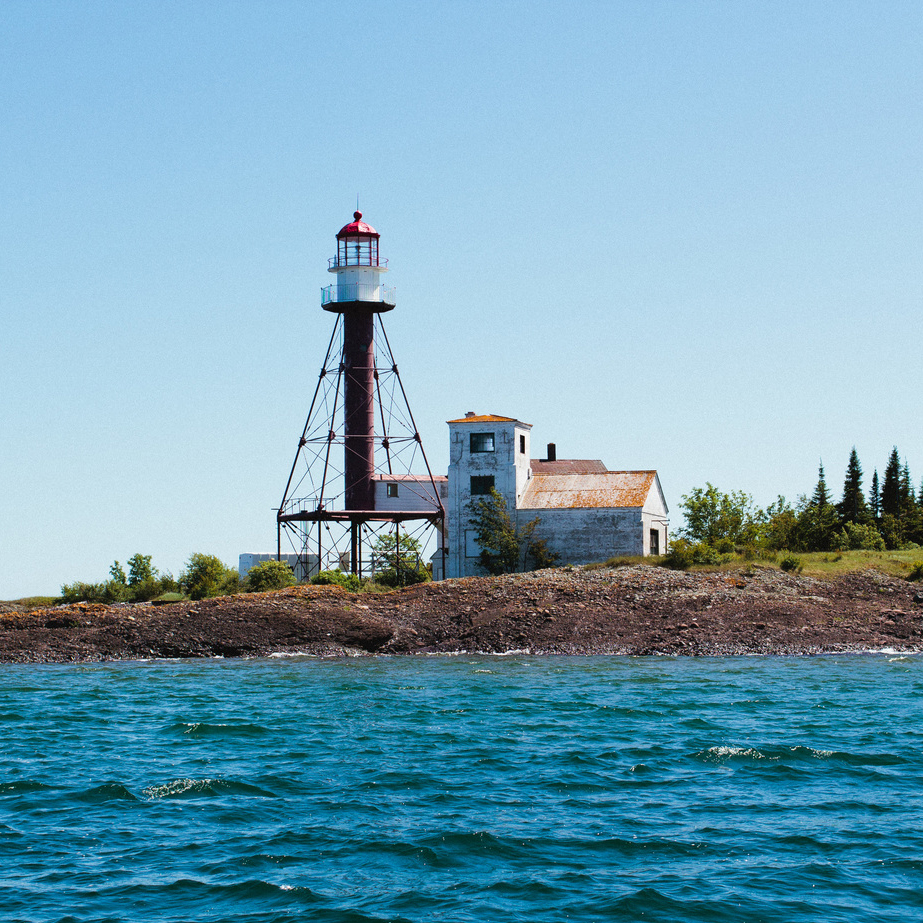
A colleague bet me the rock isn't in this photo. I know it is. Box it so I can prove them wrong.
[2,566,922,662]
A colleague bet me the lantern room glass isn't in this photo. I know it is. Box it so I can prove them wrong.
[337,235,379,267]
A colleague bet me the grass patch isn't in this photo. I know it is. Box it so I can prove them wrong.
[151,592,186,605]
[793,550,923,579]
[584,556,645,570]
[7,596,59,609]
[655,548,923,580]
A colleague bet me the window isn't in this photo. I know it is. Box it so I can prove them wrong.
[470,475,495,495]
[650,529,660,555]
[470,432,495,453]
[519,434,526,454]
[386,483,399,498]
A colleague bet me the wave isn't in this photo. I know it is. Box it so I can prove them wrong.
[76,782,139,803]
[0,779,55,796]
[694,744,908,769]
[166,721,271,737]
[142,778,277,800]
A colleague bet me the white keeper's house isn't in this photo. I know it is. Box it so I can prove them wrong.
[441,413,669,580]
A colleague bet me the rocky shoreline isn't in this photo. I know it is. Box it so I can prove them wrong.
[2,564,923,664]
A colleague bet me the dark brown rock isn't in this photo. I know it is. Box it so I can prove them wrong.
[2,567,922,664]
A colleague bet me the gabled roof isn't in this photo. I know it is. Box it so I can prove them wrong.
[446,413,527,425]
[531,459,608,475]
[520,471,658,510]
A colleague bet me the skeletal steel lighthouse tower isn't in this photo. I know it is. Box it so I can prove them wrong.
[277,213,445,578]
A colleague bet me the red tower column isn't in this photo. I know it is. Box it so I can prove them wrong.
[343,306,376,511]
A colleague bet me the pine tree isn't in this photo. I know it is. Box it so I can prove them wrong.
[881,448,902,519]
[838,448,870,524]
[899,462,922,544]
[900,462,915,511]
[811,462,830,508]
[870,469,881,521]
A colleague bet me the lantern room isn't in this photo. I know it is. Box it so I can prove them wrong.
[331,212,384,267]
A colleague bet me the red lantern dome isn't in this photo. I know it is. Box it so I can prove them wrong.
[333,211,383,267]
[336,211,380,239]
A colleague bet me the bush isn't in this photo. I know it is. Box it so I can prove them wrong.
[835,522,886,552]
[661,544,692,570]
[659,538,725,570]
[528,538,561,570]
[310,570,362,592]
[60,581,107,604]
[245,559,296,592]
[373,564,430,589]
[908,562,923,582]
[180,553,239,600]
[779,554,803,573]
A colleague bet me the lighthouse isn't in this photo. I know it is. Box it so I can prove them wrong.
[278,212,445,578]
[322,213,394,513]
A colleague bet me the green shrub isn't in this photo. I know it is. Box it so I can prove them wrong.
[180,553,239,600]
[373,564,430,588]
[528,538,561,570]
[659,538,725,570]
[246,559,296,592]
[310,570,362,592]
[661,540,726,568]
[780,554,803,573]
[60,581,107,604]
[908,562,923,582]
[835,522,886,552]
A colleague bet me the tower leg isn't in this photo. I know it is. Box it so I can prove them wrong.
[350,521,359,575]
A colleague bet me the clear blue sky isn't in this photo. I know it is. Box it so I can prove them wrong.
[2,1,921,598]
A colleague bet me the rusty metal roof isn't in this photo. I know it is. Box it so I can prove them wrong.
[336,211,379,238]
[531,459,608,475]
[520,471,657,509]
[446,414,526,424]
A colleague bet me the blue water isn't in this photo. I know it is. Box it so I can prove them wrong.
[2,655,923,922]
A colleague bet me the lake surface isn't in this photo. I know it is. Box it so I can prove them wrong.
[1,654,922,922]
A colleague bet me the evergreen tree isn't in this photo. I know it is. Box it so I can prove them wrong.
[792,463,839,551]
[811,462,830,508]
[870,470,880,521]
[792,493,839,552]
[900,463,923,545]
[838,448,870,524]
[900,462,915,512]
[881,448,902,518]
